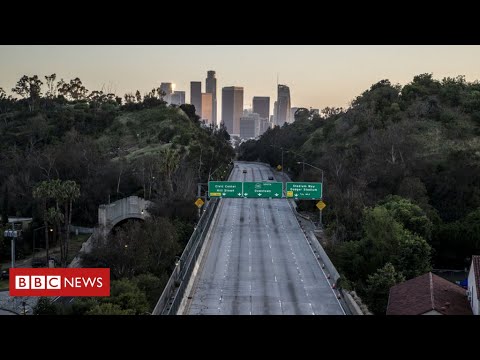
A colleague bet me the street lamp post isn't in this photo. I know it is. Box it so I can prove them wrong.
[286,149,306,175]
[297,161,325,228]
[270,144,284,177]
[4,223,20,268]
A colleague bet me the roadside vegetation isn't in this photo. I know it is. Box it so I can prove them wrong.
[239,74,480,313]
[1,75,234,314]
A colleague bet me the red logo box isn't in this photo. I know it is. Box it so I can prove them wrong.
[9,268,110,297]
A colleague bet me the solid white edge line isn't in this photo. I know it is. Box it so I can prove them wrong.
[285,196,346,315]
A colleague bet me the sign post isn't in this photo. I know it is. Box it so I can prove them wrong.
[316,200,326,229]
[195,198,205,208]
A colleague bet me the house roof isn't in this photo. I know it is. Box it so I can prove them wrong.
[386,272,472,315]
[473,255,480,300]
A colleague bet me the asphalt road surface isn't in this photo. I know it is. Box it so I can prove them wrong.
[185,162,345,315]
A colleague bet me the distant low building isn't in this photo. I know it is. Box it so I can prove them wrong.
[387,272,472,315]
[468,255,480,315]
[170,91,185,105]
[240,113,259,139]
[290,107,298,121]
[258,117,270,136]
[6,217,33,231]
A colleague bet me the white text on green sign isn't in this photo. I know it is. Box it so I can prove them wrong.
[286,182,322,199]
[243,182,283,198]
[208,181,243,198]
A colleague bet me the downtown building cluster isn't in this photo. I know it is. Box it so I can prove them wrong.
[160,70,314,140]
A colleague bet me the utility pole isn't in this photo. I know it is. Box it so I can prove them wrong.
[281,147,284,177]
[197,183,202,220]
[297,161,325,229]
[11,223,15,268]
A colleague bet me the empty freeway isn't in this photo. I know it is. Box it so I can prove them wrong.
[183,162,345,315]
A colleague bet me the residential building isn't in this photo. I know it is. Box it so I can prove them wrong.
[468,255,480,314]
[387,272,472,315]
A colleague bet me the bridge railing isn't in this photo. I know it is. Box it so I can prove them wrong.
[152,197,219,315]
[152,164,233,315]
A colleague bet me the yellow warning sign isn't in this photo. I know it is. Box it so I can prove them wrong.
[286,191,294,198]
[277,165,282,171]
[316,200,326,210]
[195,198,205,208]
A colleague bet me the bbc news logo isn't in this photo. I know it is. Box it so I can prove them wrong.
[9,268,110,297]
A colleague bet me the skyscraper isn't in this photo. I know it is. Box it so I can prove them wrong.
[190,81,202,116]
[206,70,217,126]
[276,84,291,126]
[160,82,173,104]
[273,101,278,126]
[201,93,213,124]
[221,86,243,136]
[253,96,270,121]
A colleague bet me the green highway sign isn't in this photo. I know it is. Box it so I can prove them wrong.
[286,182,322,200]
[243,182,283,198]
[208,181,243,198]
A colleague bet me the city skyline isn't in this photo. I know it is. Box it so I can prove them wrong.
[2,45,480,113]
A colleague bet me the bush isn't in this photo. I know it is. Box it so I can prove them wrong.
[33,297,58,315]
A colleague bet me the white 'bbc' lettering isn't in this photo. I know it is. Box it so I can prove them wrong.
[15,275,61,289]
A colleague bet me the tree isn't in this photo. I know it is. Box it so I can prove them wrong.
[58,180,80,265]
[58,77,88,101]
[86,303,135,315]
[33,179,80,266]
[365,263,404,315]
[380,195,433,241]
[44,73,57,98]
[134,273,166,310]
[1,185,8,225]
[108,278,149,314]
[394,231,432,278]
[45,206,64,250]
[361,207,405,275]
[124,93,135,104]
[33,297,58,315]
[135,90,142,103]
[33,181,55,262]
[11,75,43,111]
[83,217,180,279]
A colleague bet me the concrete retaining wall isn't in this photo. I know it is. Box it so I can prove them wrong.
[344,292,364,315]
[307,230,340,283]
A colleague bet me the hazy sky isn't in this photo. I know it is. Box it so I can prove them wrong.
[2,45,480,113]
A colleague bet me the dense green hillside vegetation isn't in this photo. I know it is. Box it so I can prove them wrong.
[1,75,234,313]
[239,74,480,313]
